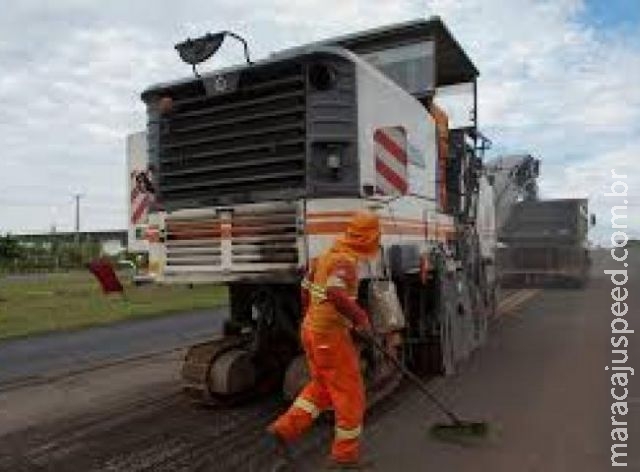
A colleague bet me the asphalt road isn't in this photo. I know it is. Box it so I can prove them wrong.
[0,248,637,471]
[0,308,224,385]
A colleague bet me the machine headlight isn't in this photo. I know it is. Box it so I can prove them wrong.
[327,151,342,170]
[326,145,343,180]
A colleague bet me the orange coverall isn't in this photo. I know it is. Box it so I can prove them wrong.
[269,212,380,465]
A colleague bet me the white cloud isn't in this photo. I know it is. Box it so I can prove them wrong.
[424,0,639,242]
[0,23,181,233]
[0,0,637,240]
[541,142,640,244]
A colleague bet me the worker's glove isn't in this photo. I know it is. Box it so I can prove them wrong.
[356,319,372,332]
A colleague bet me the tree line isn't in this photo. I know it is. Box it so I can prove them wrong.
[0,234,105,273]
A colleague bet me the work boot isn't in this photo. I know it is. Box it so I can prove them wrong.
[266,427,294,468]
[324,458,373,470]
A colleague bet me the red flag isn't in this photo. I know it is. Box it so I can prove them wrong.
[88,259,124,294]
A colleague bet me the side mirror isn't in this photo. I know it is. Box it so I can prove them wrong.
[590,214,596,227]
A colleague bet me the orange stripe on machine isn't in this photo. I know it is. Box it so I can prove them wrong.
[305,218,454,238]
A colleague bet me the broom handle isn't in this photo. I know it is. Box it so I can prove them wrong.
[360,331,462,424]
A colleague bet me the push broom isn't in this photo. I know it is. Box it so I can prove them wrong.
[358,330,489,442]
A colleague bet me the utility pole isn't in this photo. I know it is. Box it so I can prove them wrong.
[73,193,84,244]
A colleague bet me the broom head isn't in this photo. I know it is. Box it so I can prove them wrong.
[430,421,490,444]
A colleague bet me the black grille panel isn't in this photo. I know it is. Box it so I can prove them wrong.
[152,62,307,209]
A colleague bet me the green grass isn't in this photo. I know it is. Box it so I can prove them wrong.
[0,272,228,340]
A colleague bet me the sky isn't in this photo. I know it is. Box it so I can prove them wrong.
[0,0,638,244]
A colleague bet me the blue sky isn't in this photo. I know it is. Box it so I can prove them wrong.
[0,0,638,244]
[582,0,640,32]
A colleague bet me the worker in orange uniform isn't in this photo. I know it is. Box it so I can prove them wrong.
[268,211,381,470]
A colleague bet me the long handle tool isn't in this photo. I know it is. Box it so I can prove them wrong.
[360,331,489,441]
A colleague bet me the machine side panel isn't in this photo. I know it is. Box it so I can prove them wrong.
[354,59,438,209]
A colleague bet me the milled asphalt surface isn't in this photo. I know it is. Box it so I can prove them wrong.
[0,308,224,385]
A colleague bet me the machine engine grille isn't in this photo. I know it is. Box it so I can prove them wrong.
[151,62,307,210]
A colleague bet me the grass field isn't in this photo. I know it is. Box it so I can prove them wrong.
[0,272,228,340]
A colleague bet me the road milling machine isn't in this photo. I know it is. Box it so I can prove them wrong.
[139,17,500,406]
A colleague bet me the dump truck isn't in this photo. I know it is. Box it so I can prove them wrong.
[139,17,501,405]
[497,198,593,288]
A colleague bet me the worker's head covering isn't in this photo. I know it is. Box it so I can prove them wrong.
[333,211,381,259]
